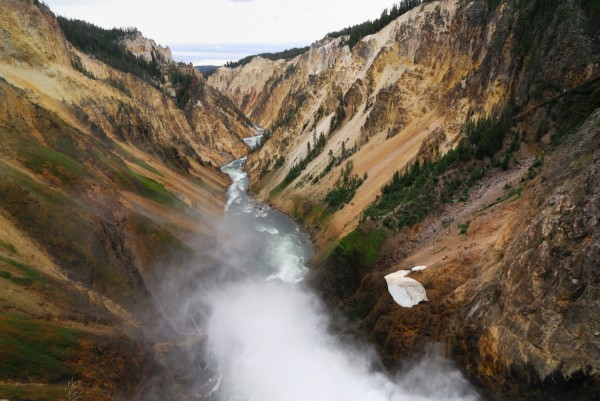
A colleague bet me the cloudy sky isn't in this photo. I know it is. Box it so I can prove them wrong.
[44,0,398,65]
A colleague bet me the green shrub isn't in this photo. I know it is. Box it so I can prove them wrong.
[329,96,347,133]
[276,132,328,190]
[325,174,364,211]
[0,254,45,285]
[120,169,181,207]
[16,139,88,184]
[274,156,285,169]
[169,67,204,110]
[0,384,66,401]
[318,228,387,300]
[0,240,17,254]
[106,77,131,96]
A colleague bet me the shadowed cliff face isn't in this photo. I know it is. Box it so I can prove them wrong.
[0,0,257,399]
[465,109,600,398]
[209,0,600,399]
[345,107,600,401]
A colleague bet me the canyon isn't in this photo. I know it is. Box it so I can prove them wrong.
[209,0,600,399]
[0,0,598,400]
[0,0,255,398]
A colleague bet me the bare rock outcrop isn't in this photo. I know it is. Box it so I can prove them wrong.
[0,1,256,398]
[121,30,174,64]
[463,109,600,398]
[209,0,600,399]
[209,0,599,244]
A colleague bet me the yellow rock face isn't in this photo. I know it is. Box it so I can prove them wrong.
[0,1,257,397]
[209,0,510,244]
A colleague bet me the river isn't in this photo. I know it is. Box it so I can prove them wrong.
[190,134,480,401]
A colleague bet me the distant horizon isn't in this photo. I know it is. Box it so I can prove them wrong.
[170,42,311,67]
[43,0,401,66]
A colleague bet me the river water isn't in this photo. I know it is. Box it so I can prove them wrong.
[220,156,312,284]
[191,135,479,401]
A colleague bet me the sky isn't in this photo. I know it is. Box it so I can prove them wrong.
[44,0,399,66]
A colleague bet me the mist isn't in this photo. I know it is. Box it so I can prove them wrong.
[204,280,477,401]
[146,153,480,401]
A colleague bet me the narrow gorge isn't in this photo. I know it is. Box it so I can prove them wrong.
[0,0,598,400]
[151,136,477,401]
[208,0,600,399]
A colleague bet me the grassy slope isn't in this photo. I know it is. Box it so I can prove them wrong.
[0,72,221,398]
[0,1,249,398]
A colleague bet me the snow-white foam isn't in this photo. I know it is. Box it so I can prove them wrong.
[205,281,477,401]
[253,207,269,218]
[243,135,264,150]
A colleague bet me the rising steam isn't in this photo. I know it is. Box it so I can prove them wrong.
[147,154,479,401]
[204,280,478,401]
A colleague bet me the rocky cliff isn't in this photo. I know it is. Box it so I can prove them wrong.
[209,0,600,398]
[2,1,253,168]
[0,1,255,399]
[209,0,598,244]
[350,105,600,401]
[121,30,174,64]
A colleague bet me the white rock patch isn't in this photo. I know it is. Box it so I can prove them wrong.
[411,265,428,272]
[395,270,411,277]
[384,271,428,308]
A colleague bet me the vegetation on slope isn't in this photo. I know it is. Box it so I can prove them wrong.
[324,161,365,211]
[0,81,192,303]
[1,3,255,398]
[579,0,600,42]
[57,17,164,85]
[311,141,359,185]
[224,0,434,69]
[224,46,310,69]
[360,75,600,235]
[0,254,46,286]
[509,0,600,56]
[58,18,237,114]
[325,174,364,211]
[0,311,151,400]
[309,0,600,301]
[0,313,77,383]
[169,66,204,110]
[364,114,512,230]
[317,71,600,308]
[273,131,328,192]
[326,0,431,48]
[317,227,387,300]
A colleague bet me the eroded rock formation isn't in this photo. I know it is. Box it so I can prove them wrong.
[208,0,600,399]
